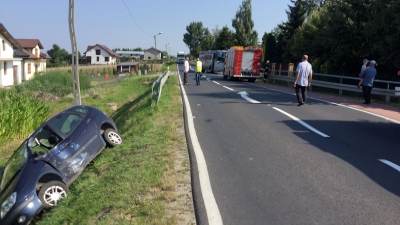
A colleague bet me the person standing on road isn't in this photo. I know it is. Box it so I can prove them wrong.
[183,57,190,85]
[195,58,203,86]
[359,60,377,104]
[358,58,369,77]
[263,60,270,82]
[293,55,313,106]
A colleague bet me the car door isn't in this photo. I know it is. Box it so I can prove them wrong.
[44,111,102,183]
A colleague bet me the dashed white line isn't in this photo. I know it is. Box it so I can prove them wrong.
[222,85,235,92]
[238,91,261,104]
[272,107,330,138]
[379,159,400,172]
[177,69,224,225]
[212,81,221,85]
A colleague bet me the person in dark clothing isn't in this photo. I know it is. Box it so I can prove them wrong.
[358,60,377,104]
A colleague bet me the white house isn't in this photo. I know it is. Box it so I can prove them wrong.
[0,23,49,87]
[144,47,162,60]
[16,39,48,80]
[0,23,23,87]
[84,44,118,65]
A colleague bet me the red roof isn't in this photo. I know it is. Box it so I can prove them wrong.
[16,39,44,49]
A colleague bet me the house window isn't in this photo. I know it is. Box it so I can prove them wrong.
[2,40,5,51]
[105,57,110,62]
[34,48,37,57]
[96,57,100,62]
[96,49,101,55]
[28,63,31,74]
[3,62,6,75]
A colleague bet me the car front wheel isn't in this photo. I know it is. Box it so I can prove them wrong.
[103,128,123,147]
[38,181,68,208]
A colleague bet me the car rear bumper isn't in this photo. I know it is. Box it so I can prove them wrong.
[0,193,43,225]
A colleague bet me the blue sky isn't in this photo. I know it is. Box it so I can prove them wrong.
[0,0,290,54]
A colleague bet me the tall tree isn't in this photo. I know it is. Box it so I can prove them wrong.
[201,29,215,51]
[262,32,282,63]
[47,44,70,66]
[232,0,258,46]
[183,21,209,57]
[214,26,235,50]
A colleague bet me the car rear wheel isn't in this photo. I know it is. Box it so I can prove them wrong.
[38,181,68,208]
[103,128,123,147]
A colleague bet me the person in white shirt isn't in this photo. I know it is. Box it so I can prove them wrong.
[184,57,190,85]
[293,55,313,106]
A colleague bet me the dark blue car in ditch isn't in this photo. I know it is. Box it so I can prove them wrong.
[0,105,122,225]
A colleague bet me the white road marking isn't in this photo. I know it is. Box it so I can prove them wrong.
[272,107,330,138]
[177,68,224,225]
[379,159,400,172]
[222,85,235,92]
[246,83,400,125]
[213,81,221,85]
[238,91,261,104]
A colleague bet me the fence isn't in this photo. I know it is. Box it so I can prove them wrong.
[268,63,400,103]
[151,71,170,106]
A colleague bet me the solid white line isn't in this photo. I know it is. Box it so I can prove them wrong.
[177,68,224,225]
[379,159,400,172]
[246,83,400,125]
[238,91,261,104]
[272,107,330,138]
[213,81,221,85]
[222,85,235,92]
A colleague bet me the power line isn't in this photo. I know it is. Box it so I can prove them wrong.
[120,0,149,36]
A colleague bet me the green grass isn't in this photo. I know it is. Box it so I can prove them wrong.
[36,75,181,225]
[0,69,187,224]
[17,71,91,97]
[0,89,49,145]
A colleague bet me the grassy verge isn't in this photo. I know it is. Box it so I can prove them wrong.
[25,75,193,224]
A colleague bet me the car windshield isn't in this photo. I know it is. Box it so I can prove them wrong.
[47,109,86,138]
[0,142,28,191]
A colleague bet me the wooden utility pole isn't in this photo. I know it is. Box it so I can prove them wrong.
[68,0,81,105]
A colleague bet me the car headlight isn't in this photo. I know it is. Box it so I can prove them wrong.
[1,192,17,219]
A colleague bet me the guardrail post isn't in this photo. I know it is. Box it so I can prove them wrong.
[339,77,343,96]
[385,82,390,103]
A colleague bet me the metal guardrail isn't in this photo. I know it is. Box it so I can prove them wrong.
[268,70,400,103]
[151,71,170,106]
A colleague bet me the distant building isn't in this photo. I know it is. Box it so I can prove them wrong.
[0,23,48,87]
[84,44,118,65]
[144,47,162,60]
[115,50,144,60]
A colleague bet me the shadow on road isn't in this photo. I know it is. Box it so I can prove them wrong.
[280,119,400,197]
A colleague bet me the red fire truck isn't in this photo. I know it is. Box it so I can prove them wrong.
[223,46,263,82]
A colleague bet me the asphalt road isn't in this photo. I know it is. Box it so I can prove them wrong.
[178,65,400,225]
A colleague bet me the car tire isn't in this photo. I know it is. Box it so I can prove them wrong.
[38,181,68,208]
[103,128,123,147]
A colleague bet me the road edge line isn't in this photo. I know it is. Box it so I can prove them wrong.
[177,68,224,225]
